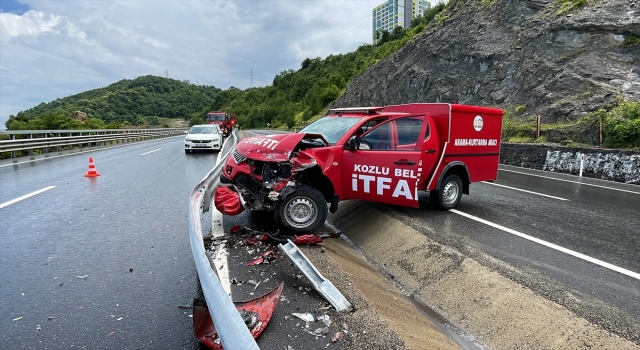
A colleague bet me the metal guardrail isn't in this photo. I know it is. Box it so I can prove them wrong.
[188,129,259,349]
[0,128,186,158]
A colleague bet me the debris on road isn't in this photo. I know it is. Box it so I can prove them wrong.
[317,314,332,327]
[212,226,341,247]
[193,282,284,350]
[77,275,88,279]
[331,331,341,342]
[246,250,276,266]
[291,312,314,323]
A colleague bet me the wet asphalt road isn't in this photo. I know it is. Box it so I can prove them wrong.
[0,136,213,349]
[381,165,640,339]
[2,134,639,348]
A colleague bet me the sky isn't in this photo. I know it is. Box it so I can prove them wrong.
[0,0,389,129]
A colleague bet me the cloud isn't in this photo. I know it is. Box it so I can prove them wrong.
[0,0,385,127]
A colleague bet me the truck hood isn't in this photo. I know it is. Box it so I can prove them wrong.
[236,133,327,162]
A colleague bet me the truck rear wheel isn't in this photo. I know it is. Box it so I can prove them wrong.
[431,174,463,210]
[275,185,327,234]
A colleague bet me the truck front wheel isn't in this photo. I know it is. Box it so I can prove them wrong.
[275,185,327,234]
[431,174,463,210]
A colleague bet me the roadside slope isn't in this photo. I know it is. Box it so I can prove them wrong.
[326,200,639,350]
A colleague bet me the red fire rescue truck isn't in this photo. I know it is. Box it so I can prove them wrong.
[206,111,237,137]
[214,103,503,233]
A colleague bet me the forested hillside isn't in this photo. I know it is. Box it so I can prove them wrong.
[5,4,445,131]
[7,76,222,129]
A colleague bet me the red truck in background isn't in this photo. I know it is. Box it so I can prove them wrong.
[206,111,237,137]
[215,103,503,233]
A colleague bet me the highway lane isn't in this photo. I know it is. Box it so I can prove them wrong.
[383,165,640,342]
[2,133,638,347]
[0,136,216,349]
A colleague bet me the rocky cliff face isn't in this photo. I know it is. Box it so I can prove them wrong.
[333,0,639,122]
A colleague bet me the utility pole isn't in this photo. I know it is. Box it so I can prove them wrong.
[249,69,254,88]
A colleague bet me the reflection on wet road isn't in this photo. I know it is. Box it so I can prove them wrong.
[0,137,216,348]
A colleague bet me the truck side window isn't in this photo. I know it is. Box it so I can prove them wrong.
[395,117,423,146]
[361,123,390,150]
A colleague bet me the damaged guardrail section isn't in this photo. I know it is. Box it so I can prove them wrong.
[188,130,259,350]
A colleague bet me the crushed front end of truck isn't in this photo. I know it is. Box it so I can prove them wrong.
[215,133,333,233]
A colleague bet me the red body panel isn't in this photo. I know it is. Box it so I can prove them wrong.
[220,103,503,214]
[383,104,503,191]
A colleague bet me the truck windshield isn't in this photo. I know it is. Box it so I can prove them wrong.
[207,114,225,121]
[300,116,363,145]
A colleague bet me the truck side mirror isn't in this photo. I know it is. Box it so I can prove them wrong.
[346,135,360,151]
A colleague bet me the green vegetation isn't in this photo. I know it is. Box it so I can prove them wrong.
[502,100,640,149]
[6,75,221,130]
[556,47,586,63]
[515,105,526,114]
[556,0,588,15]
[588,101,640,148]
[6,76,221,130]
[622,34,640,47]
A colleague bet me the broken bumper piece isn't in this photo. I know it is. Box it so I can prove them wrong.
[214,185,245,216]
[193,282,285,349]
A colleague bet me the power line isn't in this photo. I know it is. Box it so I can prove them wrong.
[297,14,372,60]
[249,69,254,88]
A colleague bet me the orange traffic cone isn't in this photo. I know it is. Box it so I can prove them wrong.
[84,157,101,177]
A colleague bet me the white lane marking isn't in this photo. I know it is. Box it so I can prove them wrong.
[211,205,232,296]
[0,186,56,209]
[500,168,640,195]
[0,135,183,168]
[140,148,162,156]
[450,209,640,280]
[481,181,569,201]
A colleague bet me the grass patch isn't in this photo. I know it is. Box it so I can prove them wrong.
[622,34,640,48]
[556,0,587,15]
[508,136,535,143]
[557,47,586,63]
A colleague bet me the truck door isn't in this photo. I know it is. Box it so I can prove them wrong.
[341,115,427,208]
[417,116,440,190]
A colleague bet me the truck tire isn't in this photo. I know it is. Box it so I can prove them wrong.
[431,174,463,210]
[275,185,327,234]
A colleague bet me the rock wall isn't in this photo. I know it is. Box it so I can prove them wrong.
[333,0,640,122]
[500,143,640,184]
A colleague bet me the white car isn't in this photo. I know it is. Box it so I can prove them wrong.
[184,124,223,153]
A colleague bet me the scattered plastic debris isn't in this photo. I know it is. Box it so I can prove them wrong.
[77,275,88,279]
[331,331,341,342]
[13,316,22,321]
[318,314,331,327]
[247,250,276,266]
[307,327,329,336]
[291,313,314,323]
[294,234,323,245]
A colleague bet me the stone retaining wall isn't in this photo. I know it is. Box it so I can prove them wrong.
[500,143,640,185]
